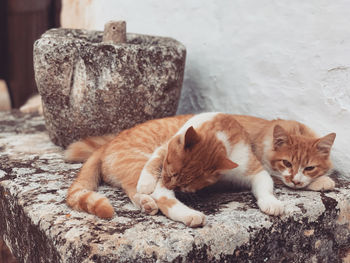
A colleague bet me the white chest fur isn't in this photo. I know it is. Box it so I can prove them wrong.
[216,131,251,187]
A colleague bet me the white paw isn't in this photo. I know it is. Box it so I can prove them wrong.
[307,176,335,191]
[183,210,206,228]
[137,172,158,194]
[257,196,284,216]
[139,194,159,215]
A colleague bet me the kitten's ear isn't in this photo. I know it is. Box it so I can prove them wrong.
[315,133,336,156]
[217,158,238,171]
[273,125,289,149]
[184,126,201,150]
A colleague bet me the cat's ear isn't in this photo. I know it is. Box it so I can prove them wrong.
[315,133,336,156]
[217,158,238,171]
[184,126,201,150]
[273,125,289,149]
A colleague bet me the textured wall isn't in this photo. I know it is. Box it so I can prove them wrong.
[61,0,350,178]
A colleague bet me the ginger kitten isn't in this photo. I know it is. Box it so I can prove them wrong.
[66,113,284,227]
[233,116,336,191]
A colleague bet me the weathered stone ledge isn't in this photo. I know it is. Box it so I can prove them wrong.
[0,111,350,262]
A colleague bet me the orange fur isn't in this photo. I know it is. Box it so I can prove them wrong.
[66,115,193,219]
[67,147,115,218]
[65,134,115,162]
[161,114,252,192]
[66,113,251,223]
[139,113,284,219]
[233,115,336,189]
[156,196,177,215]
[66,113,336,225]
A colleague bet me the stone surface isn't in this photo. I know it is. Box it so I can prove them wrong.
[102,21,127,44]
[1,111,350,262]
[33,28,186,147]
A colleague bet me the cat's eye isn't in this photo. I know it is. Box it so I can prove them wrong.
[304,166,315,171]
[282,160,292,168]
[168,170,178,177]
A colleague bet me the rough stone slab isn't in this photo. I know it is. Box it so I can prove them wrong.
[34,28,186,147]
[0,111,350,263]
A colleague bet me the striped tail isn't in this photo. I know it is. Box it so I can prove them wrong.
[64,134,115,162]
[66,147,115,219]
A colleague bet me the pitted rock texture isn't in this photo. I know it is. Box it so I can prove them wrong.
[1,111,350,262]
[33,28,186,147]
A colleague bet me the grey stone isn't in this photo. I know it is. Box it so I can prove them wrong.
[33,28,186,147]
[102,21,127,44]
[1,111,350,262]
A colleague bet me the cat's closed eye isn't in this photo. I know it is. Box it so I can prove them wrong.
[304,166,315,171]
[167,167,178,177]
[282,160,292,168]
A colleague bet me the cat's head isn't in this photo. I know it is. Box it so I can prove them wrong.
[269,125,336,189]
[161,126,238,192]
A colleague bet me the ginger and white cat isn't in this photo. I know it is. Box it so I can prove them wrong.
[65,113,284,227]
[233,115,336,191]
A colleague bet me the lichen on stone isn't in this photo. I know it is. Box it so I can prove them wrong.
[34,28,186,147]
[0,111,350,262]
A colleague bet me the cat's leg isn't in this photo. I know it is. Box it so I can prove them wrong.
[137,145,166,194]
[306,175,335,191]
[250,169,284,216]
[151,181,206,227]
[66,147,115,219]
[125,187,159,215]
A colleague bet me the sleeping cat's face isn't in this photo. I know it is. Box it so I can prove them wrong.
[269,125,336,189]
[161,126,238,192]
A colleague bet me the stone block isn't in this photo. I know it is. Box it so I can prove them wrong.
[0,111,350,262]
[33,28,186,147]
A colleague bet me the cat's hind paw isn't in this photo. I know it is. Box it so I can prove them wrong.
[139,194,159,215]
[184,211,206,228]
[306,176,335,191]
[257,196,284,216]
[137,170,158,194]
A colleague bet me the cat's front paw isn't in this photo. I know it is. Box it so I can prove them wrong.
[257,196,284,216]
[183,211,206,228]
[137,171,158,194]
[139,194,159,215]
[307,176,335,191]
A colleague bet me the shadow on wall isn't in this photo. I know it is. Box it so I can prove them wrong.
[177,62,214,114]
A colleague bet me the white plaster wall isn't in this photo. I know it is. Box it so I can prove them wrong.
[61,0,350,178]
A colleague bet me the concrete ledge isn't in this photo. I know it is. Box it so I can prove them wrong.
[0,111,350,262]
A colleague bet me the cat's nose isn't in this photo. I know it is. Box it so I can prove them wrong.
[292,179,302,186]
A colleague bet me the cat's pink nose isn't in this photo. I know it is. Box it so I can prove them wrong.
[292,179,302,186]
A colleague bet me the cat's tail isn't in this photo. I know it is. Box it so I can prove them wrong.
[66,147,115,219]
[64,134,115,162]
